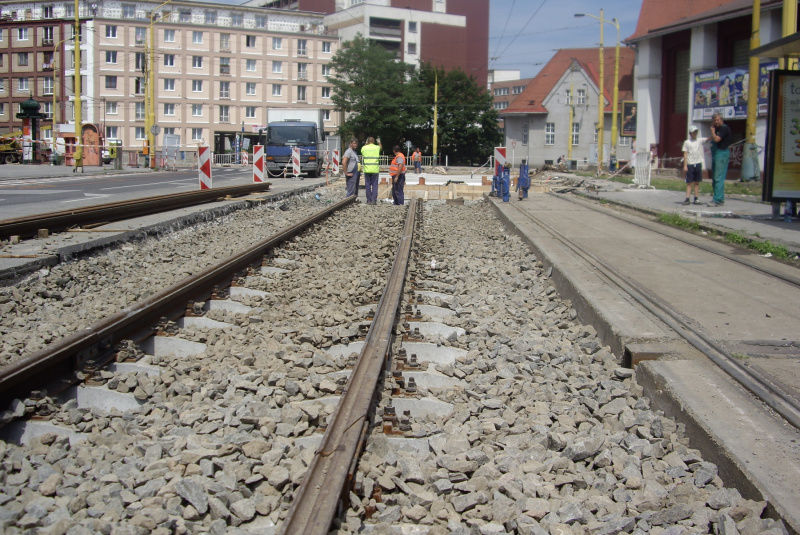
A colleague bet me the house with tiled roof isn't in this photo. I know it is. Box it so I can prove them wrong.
[628,0,786,175]
[499,48,635,169]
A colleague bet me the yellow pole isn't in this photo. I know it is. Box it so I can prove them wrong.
[568,70,574,162]
[147,15,156,168]
[597,8,604,174]
[782,0,797,69]
[73,0,82,170]
[746,0,761,145]
[433,70,438,166]
[610,19,620,164]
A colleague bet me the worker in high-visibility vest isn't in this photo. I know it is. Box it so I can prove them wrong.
[360,136,381,205]
[389,144,406,206]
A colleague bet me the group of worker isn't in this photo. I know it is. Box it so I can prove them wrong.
[342,138,423,206]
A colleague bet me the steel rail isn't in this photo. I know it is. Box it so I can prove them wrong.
[0,196,355,408]
[0,183,273,240]
[507,202,800,431]
[558,192,800,288]
[278,199,419,535]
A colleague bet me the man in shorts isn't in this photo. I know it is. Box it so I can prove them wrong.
[682,125,706,205]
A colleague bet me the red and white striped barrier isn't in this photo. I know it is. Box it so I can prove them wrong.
[292,147,301,176]
[253,145,264,183]
[242,151,249,165]
[332,150,340,174]
[198,145,212,190]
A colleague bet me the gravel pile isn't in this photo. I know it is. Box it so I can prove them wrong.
[0,201,407,534]
[345,201,787,535]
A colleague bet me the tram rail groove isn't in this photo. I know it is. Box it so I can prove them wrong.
[505,200,800,432]
[279,199,419,535]
[0,183,273,241]
[0,195,354,408]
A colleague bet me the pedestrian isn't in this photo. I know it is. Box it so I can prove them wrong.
[412,147,422,174]
[389,145,406,206]
[342,138,360,198]
[361,136,381,205]
[708,112,732,207]
[682,125,706,205]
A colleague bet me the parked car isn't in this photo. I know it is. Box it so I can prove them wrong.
[102,149,112,165]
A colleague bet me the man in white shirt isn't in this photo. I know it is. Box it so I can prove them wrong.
[682,125,707,205]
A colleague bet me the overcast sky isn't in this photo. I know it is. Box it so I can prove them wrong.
[489,0,645,79]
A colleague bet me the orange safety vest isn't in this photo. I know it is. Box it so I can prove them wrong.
[412,150,421,162]
[390,153,406,176]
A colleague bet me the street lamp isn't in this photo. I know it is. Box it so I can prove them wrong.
[51,34,75,157]
[575,10,620,174]
[146,0,174,170]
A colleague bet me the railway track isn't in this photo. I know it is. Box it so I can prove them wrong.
[0,183,273,241]
[0,197,790,534]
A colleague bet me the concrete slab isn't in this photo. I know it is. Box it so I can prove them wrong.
[402,369,462,390]
[415,290,455,305]
[178,316,239,330]
[140,336,206,358]
[407,321,465,340]
[260,266,288,276]
[109,361,162,377]
[409,304,455,323]
[391,396,453,419]
[67,384,143,413]
[229,286,272,299]
[205,299,253,315]
[400,342,466,366]
[0,419,86,446]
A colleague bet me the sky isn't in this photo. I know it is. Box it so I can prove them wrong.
[488,0,645,79]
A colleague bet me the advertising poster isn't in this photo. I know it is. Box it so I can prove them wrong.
[620,101,637,137]
[692,61,778,121]
[763,70,800,201]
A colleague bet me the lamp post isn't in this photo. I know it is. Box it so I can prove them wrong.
[146,0,174,170]
[73,0,83,171]
[51,34,74,158]
[575,10,620,174]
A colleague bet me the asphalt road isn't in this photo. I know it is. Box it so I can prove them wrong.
[0,167,254,219]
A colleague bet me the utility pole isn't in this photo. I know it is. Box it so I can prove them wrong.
[73,0,82,171]
[433,70,438,167]
[148,12,157,169]
[597,8,604,175]
[742,0,761,181]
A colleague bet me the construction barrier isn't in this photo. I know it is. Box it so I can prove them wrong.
[253,145,264,183]
[332,150,340,174]
[242,151,249,165]
[292,147,301,176]
[198,146,212,190]
[128,152,139,168]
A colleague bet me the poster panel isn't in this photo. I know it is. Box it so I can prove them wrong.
[620,102,637,137]
[763,70,800,201]
[692,61,778,121]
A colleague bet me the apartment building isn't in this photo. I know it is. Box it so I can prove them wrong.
[0,0,338,158]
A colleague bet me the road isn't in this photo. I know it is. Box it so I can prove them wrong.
[0,167,253,219]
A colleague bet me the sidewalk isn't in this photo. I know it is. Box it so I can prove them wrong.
[561,174,800,255]
[0,163,167,180]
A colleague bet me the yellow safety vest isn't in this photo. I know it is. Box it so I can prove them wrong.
[361,143,381,174]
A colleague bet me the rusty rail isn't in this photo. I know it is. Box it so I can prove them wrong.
[0,196,354,407]
[0,183,273,240]
[278,198,419,535]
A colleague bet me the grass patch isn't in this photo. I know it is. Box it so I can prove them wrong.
[657,212,702,232]
[731,352,750,360]
[724,232,794,259]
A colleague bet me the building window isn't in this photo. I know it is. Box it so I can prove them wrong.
[220,57,230,75]
[164,54,174,67]
[246,106,256,119]
[106,50,117,64]
[522,123,529,145]
[323,109,330,121]
[164,103,175,116]
[105,76,117,89]
[135,27,146,44]
[272,61,282,74]
[273,37,282,50]
[272,84,282,96]
[43,76,54,95]
[135,102,145,120]
[106,126,118,140]
[220,81,230,98]
[219,105,229,123]
[297,85,306,101]
[408,43,416,55]
[565,89,572,105]
[298,63,307,80]
[493,102,508,110]
[192,80,203,92]
[44,5,54,18]
[17,53,28,66]
[123,5,135,18]
[106,25,117,38]
[322,87,330,98]
[322,42,331,53]
[409,21,417,33]
[545,123,555,145]
[193,31,203,44]
[577,89,586,105]
[163,128,175,136]
[322,65,331,77]
[220,33,230,50]
[619,136,629,146]
[297,39,307,56]
[513,85,525,95]
[204,11,217,24]
[246,82,256,95]
[593,128,598,143]
[494,87,509,96]
[106,101,118,115]
[164,78,175,91]
[246,35,256,48]
[192,128,203,141]
[232,13,244,27]
[193,56,203,68]
[134,77,145,95]
[164,29,175,42]
[135,52,145,72]
[674,49,690,114]
[18,28,29,41]
[179,10,190,22]
[572,122,580,146]
[256,15,266,28]
[246,59,256,72]
[192,104,203,116]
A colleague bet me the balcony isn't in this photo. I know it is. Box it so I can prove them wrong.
[220,44,230,52]
[298,73,307,81]
[42,38,54,46]
[135,38,146,47]
[42,63,54,71]
[220,65,230,75]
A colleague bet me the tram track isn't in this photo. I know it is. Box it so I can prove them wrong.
[507,196,800,431]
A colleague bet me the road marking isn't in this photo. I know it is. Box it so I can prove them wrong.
[60,193,113,203]
[0,189,79,195]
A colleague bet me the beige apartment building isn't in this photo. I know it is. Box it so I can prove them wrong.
[0,0,338,162]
